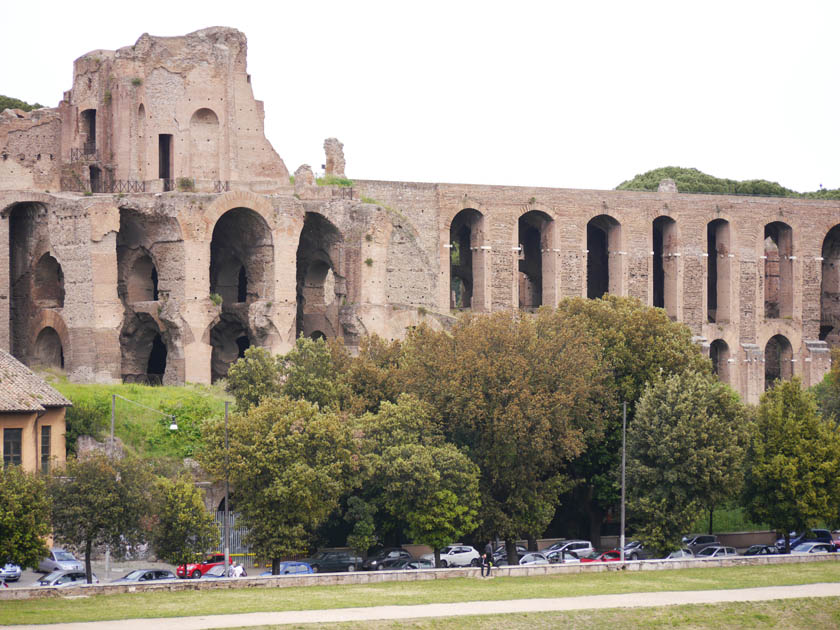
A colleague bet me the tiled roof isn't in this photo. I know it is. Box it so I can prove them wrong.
[0,350,72,412]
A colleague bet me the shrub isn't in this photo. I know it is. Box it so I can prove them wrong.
[316,175,353,187]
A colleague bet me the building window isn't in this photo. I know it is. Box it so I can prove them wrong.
[3,428,22,467]
[41,425,51,473]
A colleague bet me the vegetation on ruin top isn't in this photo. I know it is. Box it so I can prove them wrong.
[317,174,354,187]
[616,166,840,199]
[0,94,44,112]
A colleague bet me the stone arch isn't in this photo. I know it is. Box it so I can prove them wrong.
[709,338,730,384]
[210,207,274,305]
[820,224,840,344]
[29,310,70,369]
[587,214,621,299]
[652,216,678,319]
[120,312,168,384]
[707,218,732,323]
[189,107,220,180]
[118,209,166,304]
[32,253,64,308]
[296,212,345,340]
[765,334,793,389]
[764,222,793,320]
[209,312,250,383]
[33,327,64,369]
[449,208,486,310]
[518,210,554,309]
[124,251,158,303]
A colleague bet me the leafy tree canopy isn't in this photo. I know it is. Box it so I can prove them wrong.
[278,337,349,411]
[0,466,51,569]
[616,166,840,199]
[226,346,283,412]
[0,95,43,112]
[744,379,840,551]
[812,347,840,426]
[149,475,219,567]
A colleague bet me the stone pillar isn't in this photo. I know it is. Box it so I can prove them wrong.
[324,138,346,178]
[740,343,765,405]
[181,240,214,384]
[88,233,123,381]
[802,340,831,388]
[0,215,9,351]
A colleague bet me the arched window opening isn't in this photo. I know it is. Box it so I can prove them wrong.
[449,209,485,311]
[210,207,273,307]
[80,109,96,153]
[764,222,793,319]
[707,219,731,323]
[765,334,793,389]
[652,216,677,318]
[32,253,65,308]
[125,254,158,303]
[120,314,167,384]
[189,108,220,180]
[210,314,251,383]
[587,215,621,299]
[518,211,553,309]
[709,339,730,384]
[33,327,64,369]
[146,334,167,385]
[310,330,326,340]
[296,213,345,340]
[821,225,840,346]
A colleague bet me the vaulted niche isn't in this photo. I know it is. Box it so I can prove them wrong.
[8,201,49,362]
[764,222,793,319]
[189,108,220,180]
[296,212,346,340]
[652,216,677,318]
[707,219,731,323]
[765,334,793,389]
[210,314,250,383]
[120,313,167,384]
[587,215,621,299]
[33,327,64,369]
[820,225,840,344]
[32,253,65,308]
[210,207,274,306]
[449,209,485,310]
[518,211,553,309]
[709,338,730,384]
[117,209,159,304]
[80,109,96,152]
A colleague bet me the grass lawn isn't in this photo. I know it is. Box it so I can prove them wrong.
[2,561,839,626]
[235,597,840,630]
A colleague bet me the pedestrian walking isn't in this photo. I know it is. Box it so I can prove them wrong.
[482,541,493,577]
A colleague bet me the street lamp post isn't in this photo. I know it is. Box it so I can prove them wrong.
[620,401,627,564]
[223,401,230,579]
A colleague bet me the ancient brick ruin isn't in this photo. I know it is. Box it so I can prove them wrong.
[1,27,838,404]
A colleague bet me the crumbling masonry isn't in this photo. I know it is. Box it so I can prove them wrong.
[1,27,838,404]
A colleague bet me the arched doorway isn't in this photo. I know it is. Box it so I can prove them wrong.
[820,225,840,344]
[707,219,731,323]
[709,339,730,384]
[120,314,168,384]
[296,213,345,340]
[652,216,677,318]
[518,211,553,309]
[33,327,64,369]
[32,253,65,308]
[764,222,793,319]
[210,207,273,306]
[210,314,250,383]
[189,108,220,180]
[765,334,793,389]
[587,215,621,299]
[449,209,485,310]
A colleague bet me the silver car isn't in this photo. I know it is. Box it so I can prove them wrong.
[1,563,21,582]
[38,570,98,587]
[38,549,83,573]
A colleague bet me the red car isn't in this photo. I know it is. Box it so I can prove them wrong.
[579,549,623,563]
[176,554,226,579]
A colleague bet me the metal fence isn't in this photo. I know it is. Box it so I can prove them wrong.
[110,180,145,193]
[70,146,98,162]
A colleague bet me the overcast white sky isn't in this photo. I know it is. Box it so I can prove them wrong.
[4,0,838,192]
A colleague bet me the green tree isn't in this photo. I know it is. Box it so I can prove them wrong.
[555,296,710,545]
[0,95,43,112]
[0,466,51,570]
[343,335,403,415]
[812,347,840,425]
[149,475,218,569]
[49,454,151,582]
[627,371,750,555]
[226,346,282,411]
[401,310,608,562]
[344,496,378,559]
[279,337,349,410]
[63,394,109,455]
[744,378,840,552]
[198,396,358,573]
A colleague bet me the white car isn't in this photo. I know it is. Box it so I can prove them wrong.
[695,545,737,559]
[546,540,594,558]
[38,549,83,573]
[421,545,479,567]
[545,549,581,564]
[791,542,835,555]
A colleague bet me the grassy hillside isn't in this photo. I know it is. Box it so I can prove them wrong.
[616,166,840,199]
[45,372,232,461]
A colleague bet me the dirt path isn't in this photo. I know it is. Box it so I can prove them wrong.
[5,582,840,630]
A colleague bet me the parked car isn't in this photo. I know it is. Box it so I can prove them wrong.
[681,535,719,555]
[832,530,840,550]
[580,549,623,563]
[38,549,83,573]
[38,570,98,587]
[776,529,833,552]
[0,563,21,582]
[176,553,226,579]
[302,550,363,573]
[518,552,550,565]
[546,540,594,558]
[260,562,313,576]
[790,542,836,555]
[491,545,527,565]
[664,548,694,560]
[545,549,581,564]
[388,558,435,570]
[421,545,480,568]
[695,545,738,559]
[362,548,412,570]
[743,545,779,557]
[110,569,176,583]
[623,542,650,560]
[201,565,231,579]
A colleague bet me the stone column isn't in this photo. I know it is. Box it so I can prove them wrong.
[0,215,9,351]
[740,343,765,406]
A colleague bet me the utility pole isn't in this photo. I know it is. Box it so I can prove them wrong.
[620,401,627,564]
[224,401,230,578]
